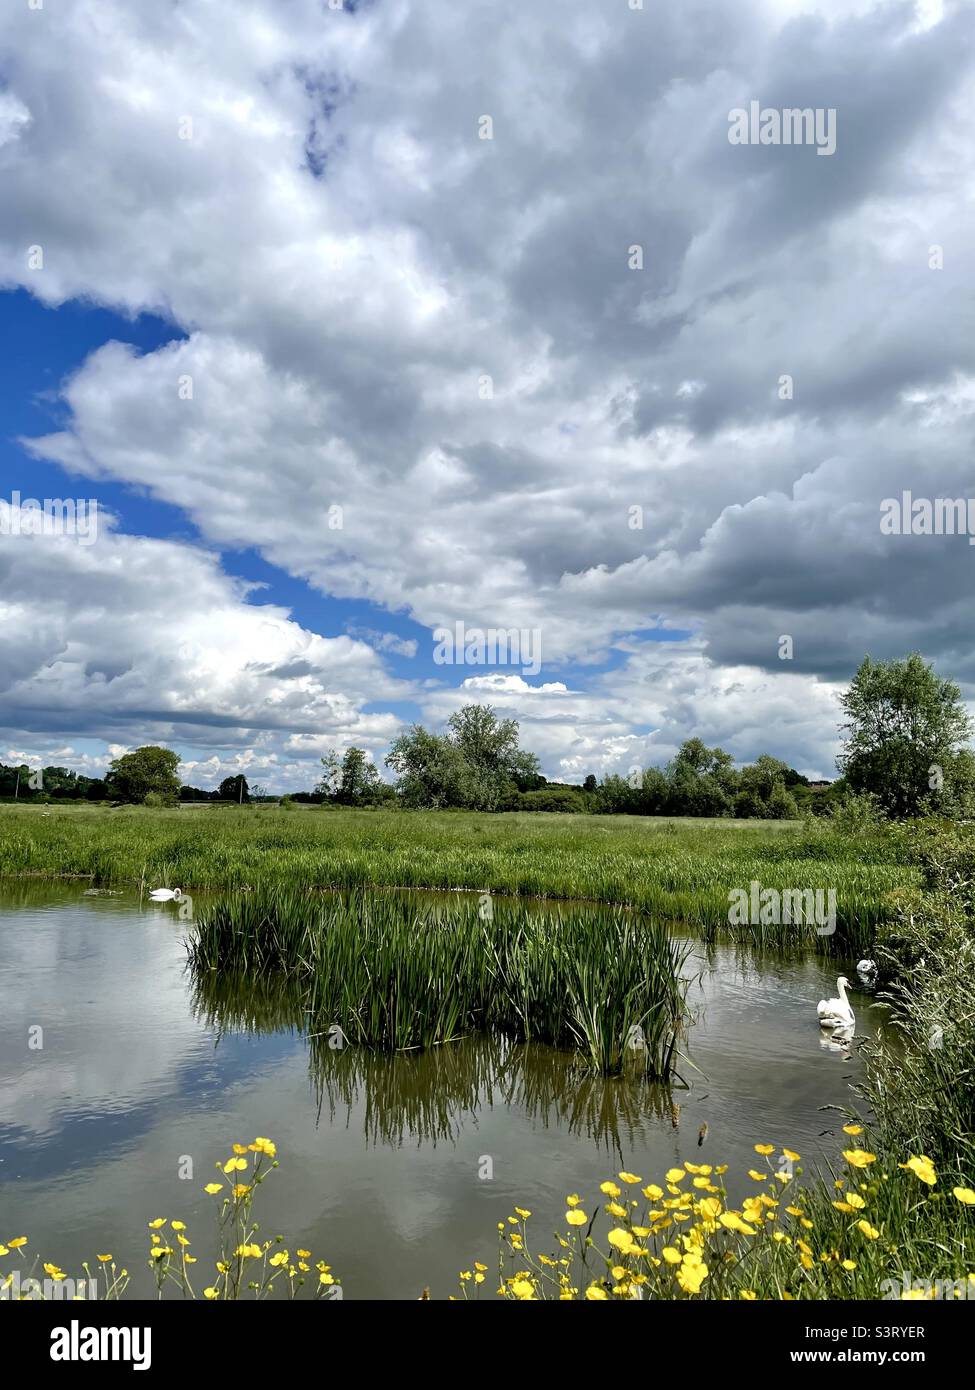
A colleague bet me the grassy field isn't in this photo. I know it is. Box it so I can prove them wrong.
[0,802,915,946]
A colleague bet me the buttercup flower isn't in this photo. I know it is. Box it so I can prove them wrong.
[843,1150,877,1169]
[899,1155,937,1186]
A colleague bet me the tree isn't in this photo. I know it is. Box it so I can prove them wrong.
[638,767,669,814]
[445,705,541,809]
[735,755,794,818]
[106,746,181,805]
[583,774,597,793]
[385,706,540,811]
[765,780,799,820]
[666,739,737,817]
[217,775,250,803]
[317,748,382,804]
[316,752,341,799]
[838,654,974,818]
[337,748,380,804]
[593,774,639,815]
[0,763,32,797]
[179,784,212,802]
[386,727,478,809]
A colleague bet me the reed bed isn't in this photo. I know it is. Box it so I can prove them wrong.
[188,890,690,1077]
[0,804,915,948]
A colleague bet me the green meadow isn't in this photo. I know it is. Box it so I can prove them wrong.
[3,801,973,1300]
[0,802,915,948]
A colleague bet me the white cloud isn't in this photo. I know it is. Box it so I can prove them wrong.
[1,0,974,779]
[0,516,407,790]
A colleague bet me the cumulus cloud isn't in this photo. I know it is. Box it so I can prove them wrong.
[0,512,407,787]
[1,0,973,781]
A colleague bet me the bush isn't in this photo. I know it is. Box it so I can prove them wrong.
[514,788,585,813]
[864,822,975,1173]
[827,790,884,836]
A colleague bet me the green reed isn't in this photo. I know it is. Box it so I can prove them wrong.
[188,890,689,1078]
[0,803,915,950]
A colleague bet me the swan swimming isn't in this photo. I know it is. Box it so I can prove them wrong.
[856,958,877,982]
[149,887,183,902]
[817,975,855,1031]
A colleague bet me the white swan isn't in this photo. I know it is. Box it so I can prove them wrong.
[817,975,855,1031]
[149,887,183,902]
[856,958,877,982]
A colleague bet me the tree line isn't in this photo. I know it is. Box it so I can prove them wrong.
[4,654,973,820]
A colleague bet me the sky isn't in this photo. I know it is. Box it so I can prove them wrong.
[0,0,972,793]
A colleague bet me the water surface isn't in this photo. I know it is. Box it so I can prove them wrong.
[0,882,884,1298]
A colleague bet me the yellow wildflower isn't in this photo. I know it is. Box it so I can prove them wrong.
[899,1155,936,1186]
[843,1149,877,1169]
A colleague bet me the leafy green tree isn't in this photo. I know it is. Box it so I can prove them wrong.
[838,654,974,817]
[316,751,341,799]
[446,705,541,809]
[765,780,799,819]
[735,755,794,818]
[593,774,639,815]
[337,748,380,804]
[106,746,181,805]
[317,748,382,804]
[217,775,250,803]
[634,768,665,812]
[386,705,540,810]
[666,740,737,816]
[0,763,31,797]
[385,727,478,809]
[39,766,76,793]
[179,784,212,802]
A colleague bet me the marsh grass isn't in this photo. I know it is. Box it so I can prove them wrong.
[0,804,914,950]
[188,890,690,1077]
[859,825,975,1174]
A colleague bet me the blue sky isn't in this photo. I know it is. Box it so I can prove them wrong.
[0,285,686,786]
[0,0,970,790]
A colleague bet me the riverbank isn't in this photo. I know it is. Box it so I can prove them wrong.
[0,803,915,946]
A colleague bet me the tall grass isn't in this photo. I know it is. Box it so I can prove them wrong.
[860,823,975,1175]
[188,890,689,1077]
[0,803,915,947]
